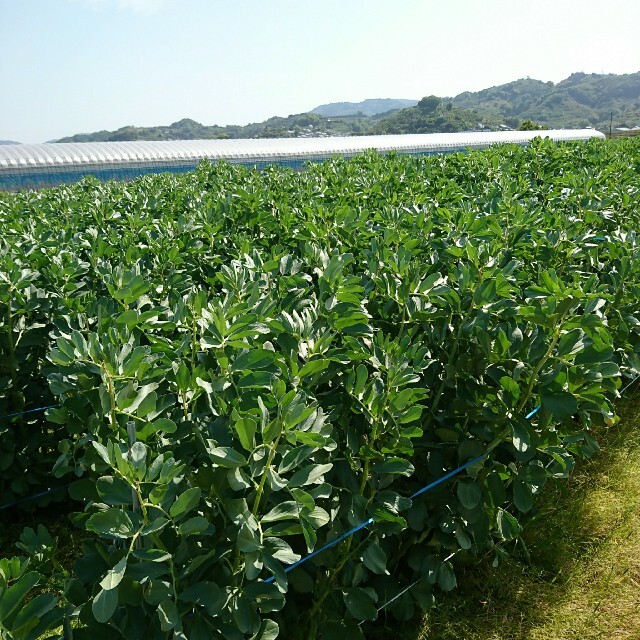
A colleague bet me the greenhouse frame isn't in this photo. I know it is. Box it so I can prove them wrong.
[0,129,605,191]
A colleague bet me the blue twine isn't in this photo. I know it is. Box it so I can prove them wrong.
[264,404,542,584]
[525,405,541,419]
[0,482,73,511]
[408,453,485,501]
[265,517,375,583]
[0,404,58,421]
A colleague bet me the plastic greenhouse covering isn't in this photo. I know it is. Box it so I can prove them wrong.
[0,130,605,191]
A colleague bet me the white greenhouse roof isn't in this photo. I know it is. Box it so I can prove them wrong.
[0,130,604,170]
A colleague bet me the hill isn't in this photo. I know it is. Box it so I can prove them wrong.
[0,140,20,145]
[310,98,418,117]
[371,96,504,135]
[53,103,506,144]
[51,72,640,143]
[54,113,373,143]
[451,72,640,130]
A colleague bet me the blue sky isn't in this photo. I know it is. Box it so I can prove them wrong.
[1,0,639,143]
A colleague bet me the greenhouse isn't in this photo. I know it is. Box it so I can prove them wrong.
[0,129,604,191]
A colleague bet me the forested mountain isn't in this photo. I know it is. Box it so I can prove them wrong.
[52,72,640,143]
[451,72,640,130]
[370,96,504,135]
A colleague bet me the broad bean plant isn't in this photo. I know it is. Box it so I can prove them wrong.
[0,137,639,639]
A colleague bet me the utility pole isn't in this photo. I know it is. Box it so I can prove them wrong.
[609,112,613,139]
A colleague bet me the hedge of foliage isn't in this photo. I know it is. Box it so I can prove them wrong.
[1,137,639,640]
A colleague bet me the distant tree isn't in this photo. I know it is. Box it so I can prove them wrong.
[418,95,441,113]
[518,120,548,131]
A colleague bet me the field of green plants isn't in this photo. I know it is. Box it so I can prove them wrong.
[1,137,639,640]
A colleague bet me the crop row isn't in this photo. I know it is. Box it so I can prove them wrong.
[0,137,639,639]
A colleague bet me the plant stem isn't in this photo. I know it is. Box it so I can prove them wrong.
[5,290,23,415]
[102,365,119,430]
[516,310,568,414]
[251,430,281,517]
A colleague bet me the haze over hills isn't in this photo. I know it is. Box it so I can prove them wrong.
[0,140,20,145]
[51,72,640,143]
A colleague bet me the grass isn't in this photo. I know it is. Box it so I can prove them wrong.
[406,391,640,640]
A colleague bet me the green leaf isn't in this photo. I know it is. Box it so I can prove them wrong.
[473,278,498,305]
[574,345,614,365]
[178,581,224,617]
[132,549,172,563]
[497,509,520,541]
[154,418,178,433]
[436,561,457,591]
[373,457,415,477]
[294,431,327,447]
[362,543,388,575]
[511,419,530,453]
[0,571,40,622]
[86,509,138,539]
[513,480,534,513]
[291,488,315,511]
[499,376,521,406]
[138,418,177,440]
[343,587,378,621]
[96,476,133,506]
[92,441,112,467]
[176,361,190,391]
[541,392,578,419]
[232,349,277,371]
[278,445,314,474]
[353,364,368,397]
[485,472,506,507]
[237,371,278,389]
[298,359,330,378]
[169,487,201,519]
[68,478,99,502]
[234,418,257,452]
[556,328,585,357]
[208,446,247,468]
[100,556,127,590]
[92,587,118,623]
[144,580,172,606]
[141,517,169,535]
[249,619,279,640]
[288,463,333,487]
[396,405,424,424]
[456,479,482,509]
[64,578,88,607]
[262,502,300,523]
[371,508,407,531]
[177,516,211,536]
[112,274,149,304]
[10,592,59,635]
[157,598,179,632]
[233,593,260,634]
